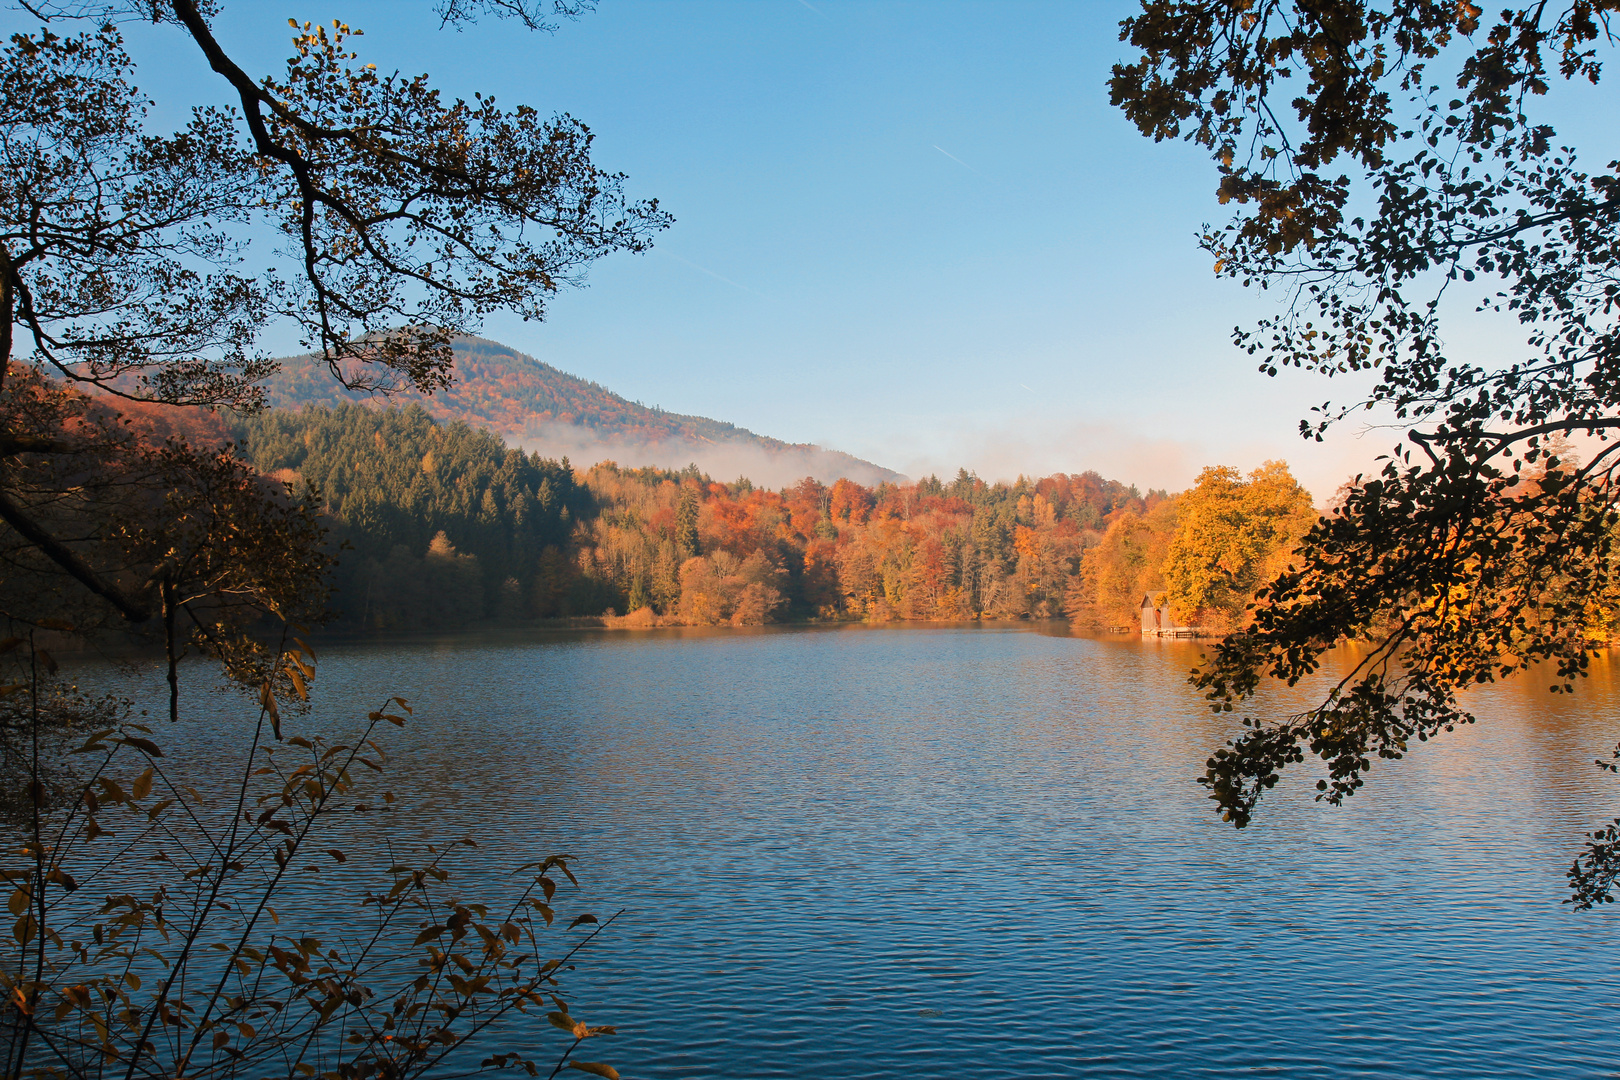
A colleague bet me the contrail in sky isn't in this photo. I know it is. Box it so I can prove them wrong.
[933,145,980,174]
[796,0,827,17]
[661,250,765,298]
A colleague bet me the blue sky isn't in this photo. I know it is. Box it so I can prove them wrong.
[64,1,1547,497]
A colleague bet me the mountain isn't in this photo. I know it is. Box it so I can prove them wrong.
[264,337,903,488]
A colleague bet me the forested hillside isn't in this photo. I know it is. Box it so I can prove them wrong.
[225,404,1180,629]
[230,404,589,629]
[265,337,901,486]
[226,403,1336,634]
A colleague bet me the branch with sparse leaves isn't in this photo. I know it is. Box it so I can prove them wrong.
[1,635,626,1080]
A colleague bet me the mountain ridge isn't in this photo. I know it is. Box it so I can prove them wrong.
[265,337,902,487]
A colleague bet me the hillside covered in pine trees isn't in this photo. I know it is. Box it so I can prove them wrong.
[265,337,901,487]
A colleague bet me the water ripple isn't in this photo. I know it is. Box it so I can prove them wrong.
[73,625,1620,1078]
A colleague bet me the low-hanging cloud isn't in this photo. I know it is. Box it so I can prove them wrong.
[509,422,904,489]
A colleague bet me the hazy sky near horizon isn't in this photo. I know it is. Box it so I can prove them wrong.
[76,0,1601,498]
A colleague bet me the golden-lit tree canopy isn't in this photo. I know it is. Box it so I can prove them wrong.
[1162,461,1316,632]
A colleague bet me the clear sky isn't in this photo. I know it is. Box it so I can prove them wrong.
[52,1,1483,498]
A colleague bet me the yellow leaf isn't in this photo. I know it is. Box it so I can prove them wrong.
[568,1064,620,1080]
[7,888,30,916]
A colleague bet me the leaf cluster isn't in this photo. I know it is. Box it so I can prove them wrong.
[1114,2,1620,881]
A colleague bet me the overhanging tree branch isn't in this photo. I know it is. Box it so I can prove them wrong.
[0,489,150,622]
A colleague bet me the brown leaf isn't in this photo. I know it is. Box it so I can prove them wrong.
[259,682,281,739]
[567,1064,620,1080]
[120,736,163,758]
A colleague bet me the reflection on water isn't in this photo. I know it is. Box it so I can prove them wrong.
[82,625,1620,1078]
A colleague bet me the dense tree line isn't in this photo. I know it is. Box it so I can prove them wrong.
[1077,462,1318,634]
[575,463,1153,624]
[229,404,589,628]
[228,404,1334,633]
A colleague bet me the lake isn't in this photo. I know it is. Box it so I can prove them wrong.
[86,623,1620,1078]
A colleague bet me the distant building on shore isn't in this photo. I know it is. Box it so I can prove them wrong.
[1140,592,1196,637]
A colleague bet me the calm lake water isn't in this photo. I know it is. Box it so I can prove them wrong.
[83,624,1620,1077]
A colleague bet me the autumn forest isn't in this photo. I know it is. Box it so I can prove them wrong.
[212,401,1323,635]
